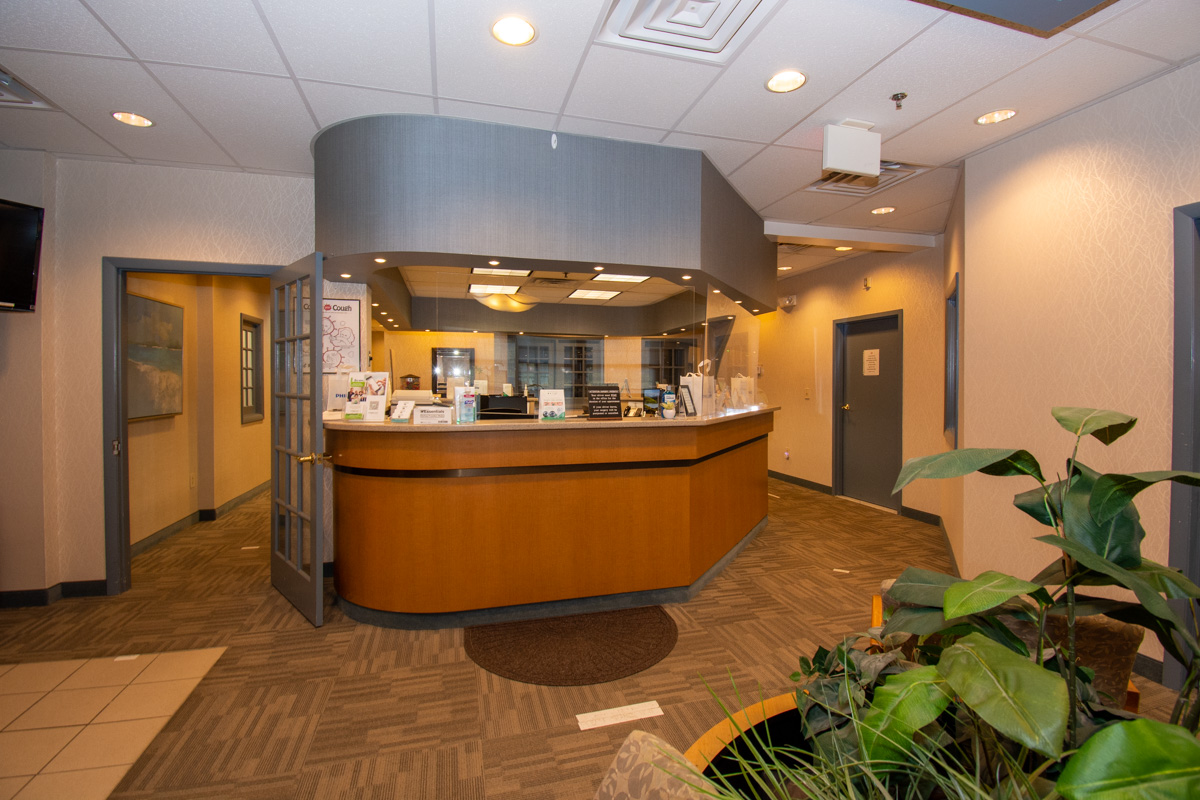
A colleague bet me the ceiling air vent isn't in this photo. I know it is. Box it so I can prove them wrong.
[805,161,930,197]
[526,277,579,287]
[777,243,816,255]
[0,68,56,111]
[597,0,784,64]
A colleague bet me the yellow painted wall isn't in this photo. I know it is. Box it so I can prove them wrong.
[759,245,946,516]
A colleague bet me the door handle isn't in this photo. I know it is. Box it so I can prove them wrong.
[841,404,850,411]
[297,452,331,464]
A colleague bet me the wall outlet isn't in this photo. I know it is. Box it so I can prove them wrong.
[804,387,811,399]
[783,449,790,460]
[190,474,197,488]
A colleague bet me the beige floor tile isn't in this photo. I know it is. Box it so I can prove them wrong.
[0,662,86,695]
[6,686,123,731]
[93,677,201,723]
[57,655,154,690]
[11,765,128,800]
[42,717,169,773]
[0,727,83,777]
[0,693,45,730]
[0,776,30,800]
[131,647,225,684]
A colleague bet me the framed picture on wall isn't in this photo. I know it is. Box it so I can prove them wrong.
[126,293,184,420]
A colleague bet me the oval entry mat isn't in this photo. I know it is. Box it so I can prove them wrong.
[463,606,678,686]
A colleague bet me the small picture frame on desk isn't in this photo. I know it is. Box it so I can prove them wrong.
[678,385,697,417]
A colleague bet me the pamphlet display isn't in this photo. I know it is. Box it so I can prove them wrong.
[389,400,415,423]
[344,371,389,421]
[678,385,697,417]
[539,389,566,421]
[413,405,453,425]
[586,384,622,420]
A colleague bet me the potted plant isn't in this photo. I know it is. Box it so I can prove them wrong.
[702,408,1200,799]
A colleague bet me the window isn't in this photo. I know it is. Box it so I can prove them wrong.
[240,315,264,423]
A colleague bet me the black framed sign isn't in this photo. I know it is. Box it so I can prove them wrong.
[678,385,697,417]
[586,384,623,419]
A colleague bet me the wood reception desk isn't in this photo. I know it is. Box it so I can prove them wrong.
[325,408,774,627]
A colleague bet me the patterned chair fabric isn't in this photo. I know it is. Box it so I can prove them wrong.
[593,729,719,800]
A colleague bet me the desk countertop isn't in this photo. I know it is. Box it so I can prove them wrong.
[324,406,777,433]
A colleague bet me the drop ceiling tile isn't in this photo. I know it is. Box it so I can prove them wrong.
[0,108,125,159]
[437,100,557,131]
[148,64,317,173]
[776,249,844,271]
[883,37,1167,166]
[675,0,944,143]
[565,45,721,128]
[302,82,434,131]
[0,0,128,57]
[589,293,645,306]
[0,49,236,166]
[874,200,952,233]
[660,132,763,174]
[811,167,961,228]
[259,0,432,93]
[1065,0,1155,33]
[435,0,608,112]
[88,0,287,74]
[1085,0,1200,62]
[556,116,667,144]
[760,191,861,224]
[726,145,824,210]
[775,11,1059,150]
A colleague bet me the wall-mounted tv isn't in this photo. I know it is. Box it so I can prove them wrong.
[0,198,45,312]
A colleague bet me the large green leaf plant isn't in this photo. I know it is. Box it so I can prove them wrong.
[785,408,1200,800]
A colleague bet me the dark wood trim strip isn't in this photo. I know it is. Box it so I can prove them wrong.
[0,579,108,608]
[901,506,941,527]
[767,470,833,494]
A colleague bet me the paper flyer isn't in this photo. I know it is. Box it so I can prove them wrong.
[344,371,389,421]
[538,389,566,421]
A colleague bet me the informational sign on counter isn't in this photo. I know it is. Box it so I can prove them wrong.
[539,389,566,421]
[586,384,622,419]
[413,405,453,425]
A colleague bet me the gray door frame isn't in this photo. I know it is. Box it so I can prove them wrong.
[102,257,281,595]
[1168,201,1200,689]
[832,310,904,506]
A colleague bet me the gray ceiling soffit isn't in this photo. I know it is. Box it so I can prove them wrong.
[910,0,1121,36]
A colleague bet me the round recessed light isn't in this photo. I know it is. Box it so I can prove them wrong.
[727,316,734,320]
[662,332,668,336]
[594,265,604,271]
[835,246,853,252]
[374,257,386,263]
[752,309,759,313]
[371,303,379,307]
[712,289,721,294]
[735,300,743,304]
[493,16,535,46]
[976,108,1017,126]
[778,266,792,271]
[766,70,807,94]
[425,329,431,332]
[340,273,352,278]
[488,259,500,266]
[871,206,896,215]
[682,274,692,280]
[387,318,393,322]
[112,111,154,127]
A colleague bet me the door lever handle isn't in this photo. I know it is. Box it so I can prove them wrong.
[841,404,850,411]
[297,452,331,464]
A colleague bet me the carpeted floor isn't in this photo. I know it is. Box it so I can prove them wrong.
[0,480,1178,799]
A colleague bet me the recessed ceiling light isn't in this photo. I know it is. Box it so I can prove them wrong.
[593,273,649,283]
[469,284,521,294]
[425,329,431,332]
[569,289,619,300]
[374,257,386,263]
[493,16,536,46]
[112,111,153,127]
[662,332,668,336]
[594,265,605,271]
[778,266,792,272]
[340,273,352,278]
[766,70,806,93]
[682,275,692,280]
[727,316,734,320]
[473,267,531,277]
[519,331,524,335]
[387,318,393,322]
[735,300,743,304]
[835,246,853,252]
[712,289,721,294]
[976,109,1017,126]
[752,309,759,313]
[488,259,500,266]
[371,303,379,307]
[871,207,896,215]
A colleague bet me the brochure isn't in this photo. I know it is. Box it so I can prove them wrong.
[389,400,415,423]
[344,371,389,421]
[538,389,566,421]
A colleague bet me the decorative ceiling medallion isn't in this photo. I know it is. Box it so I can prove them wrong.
[908,0,1120,37]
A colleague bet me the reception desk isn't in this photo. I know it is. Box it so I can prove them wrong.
[326,408,774,627]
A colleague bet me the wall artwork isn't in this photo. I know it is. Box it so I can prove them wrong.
[126,293,184,420]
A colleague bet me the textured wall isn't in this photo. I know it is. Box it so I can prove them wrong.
[963,59,1200,613]
[759,246,946,515]
[48,161,312,583]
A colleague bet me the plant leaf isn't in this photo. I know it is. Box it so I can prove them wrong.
[1090,470,1200,524]
[1036,535,1200,655]
[1051,407,1137,445]
[885,567,960,607]
[1061,463,1145,568]
[1057,718,1200,800]
[1014,480,1064,527]
[893,449,1044,494]
[943,571,1041,618]
[936,633,1068,758]
[859,666,952,763]
[882,606,957,637]
[1130,558,1200,599]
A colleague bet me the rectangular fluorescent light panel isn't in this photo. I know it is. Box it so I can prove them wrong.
[472,268,532,277]
[469,284,522,295]
[593,273,650,283]
[569,289,620,300]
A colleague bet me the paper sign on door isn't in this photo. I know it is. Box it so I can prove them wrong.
[863,349,880,376]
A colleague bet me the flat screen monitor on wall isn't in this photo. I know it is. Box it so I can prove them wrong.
[0,198,45,312]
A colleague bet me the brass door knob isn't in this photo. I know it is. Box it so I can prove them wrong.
[841,404,850,411]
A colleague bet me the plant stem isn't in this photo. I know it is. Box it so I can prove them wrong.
[1170,658,1199,728]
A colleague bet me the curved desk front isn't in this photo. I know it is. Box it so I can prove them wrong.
[326,408,774,627]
